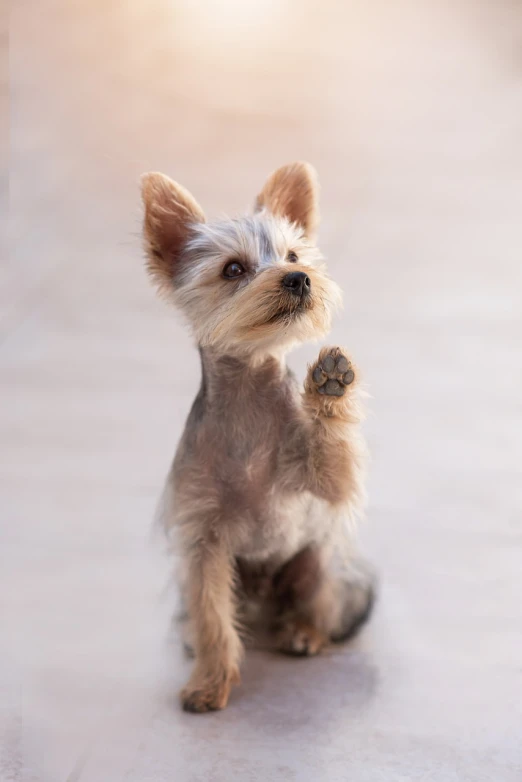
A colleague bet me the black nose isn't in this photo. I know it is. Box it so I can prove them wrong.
[282,271,311,297]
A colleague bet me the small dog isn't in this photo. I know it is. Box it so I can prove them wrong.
[141,162,374,712]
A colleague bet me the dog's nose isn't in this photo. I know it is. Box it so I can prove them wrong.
[282,271,311,297]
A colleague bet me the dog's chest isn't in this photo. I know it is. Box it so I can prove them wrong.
[178,357,330,560]
[213,390,315,556]
[232,489,327,563]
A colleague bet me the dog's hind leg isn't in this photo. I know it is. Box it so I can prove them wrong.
[272,546,375,655]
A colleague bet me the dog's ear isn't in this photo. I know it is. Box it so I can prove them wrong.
[141,172,206,287]
[255,162,319,241]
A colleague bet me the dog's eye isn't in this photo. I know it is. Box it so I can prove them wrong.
[223,261,245,279]
[287,251,298,263]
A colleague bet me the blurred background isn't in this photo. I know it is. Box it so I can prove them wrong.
[2,1,522,780]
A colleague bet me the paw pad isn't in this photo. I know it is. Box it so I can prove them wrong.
[311,350,354,397]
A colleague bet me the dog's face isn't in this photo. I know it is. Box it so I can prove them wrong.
[141,163,341,355]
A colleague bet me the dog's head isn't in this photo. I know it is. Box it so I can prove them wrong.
[141,162,341,356]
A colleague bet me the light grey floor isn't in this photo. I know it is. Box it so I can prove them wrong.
[3,1,522,780]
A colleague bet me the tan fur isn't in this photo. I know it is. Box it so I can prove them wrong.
[276,618,328,656]
[301,347,367,506]
[140,163,375,712]
[179,537,243,712]
[141,172,206,292]
[255,161,319,241]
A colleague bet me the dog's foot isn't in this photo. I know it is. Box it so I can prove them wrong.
[309,347,355,398]
[181,682,231,713]
[276,619,328,657]
[181,666,240,713]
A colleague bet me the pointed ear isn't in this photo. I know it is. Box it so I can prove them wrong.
[141,172,206,287]
[255,162,319,240]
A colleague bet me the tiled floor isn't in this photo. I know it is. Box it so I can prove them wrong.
[3,1,522,780]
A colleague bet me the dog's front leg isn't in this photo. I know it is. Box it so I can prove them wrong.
[180,533,242,712]
[301,346,366,506]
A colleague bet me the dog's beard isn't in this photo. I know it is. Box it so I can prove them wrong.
[263,293,313,326]
[186,266,341,354]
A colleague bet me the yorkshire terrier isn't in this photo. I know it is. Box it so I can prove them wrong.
[141,162,374,713]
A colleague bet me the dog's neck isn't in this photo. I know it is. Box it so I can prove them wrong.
[198,345,290,403]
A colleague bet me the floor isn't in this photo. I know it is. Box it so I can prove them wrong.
[3,1,522,780]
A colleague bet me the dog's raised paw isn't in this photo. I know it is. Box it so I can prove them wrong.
[311,348,355,397]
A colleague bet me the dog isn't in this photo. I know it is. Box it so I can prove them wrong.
[140,162,374,712]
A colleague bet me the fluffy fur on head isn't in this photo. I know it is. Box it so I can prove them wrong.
[141,162,341,356]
